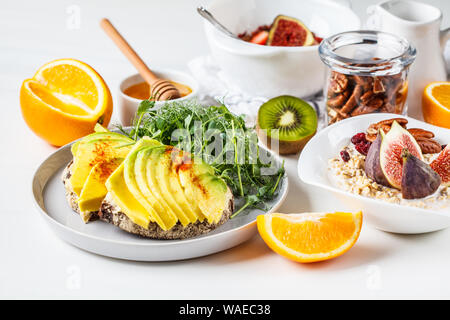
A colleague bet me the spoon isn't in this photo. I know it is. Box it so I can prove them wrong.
[197,6,239,39]
[100,18,181,101]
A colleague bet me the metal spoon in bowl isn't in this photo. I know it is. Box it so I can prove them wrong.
[197,6,240,40]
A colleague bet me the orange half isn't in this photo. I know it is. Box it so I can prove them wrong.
[422,82,450,129]
[257,211,362,263]
[20,59,113,146]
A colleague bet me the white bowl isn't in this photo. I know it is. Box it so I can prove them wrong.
[203,0,361,98]
[298,113,450,234]
[118,69,198,126]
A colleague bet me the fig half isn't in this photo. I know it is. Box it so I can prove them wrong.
[379,121,423,189]
[430,144,450,186]
[267,15,315,47]
[364,132,390,186]
[401,149,441,199]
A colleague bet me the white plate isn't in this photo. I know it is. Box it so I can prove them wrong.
[298,113,450,234]
[32,141,288,261]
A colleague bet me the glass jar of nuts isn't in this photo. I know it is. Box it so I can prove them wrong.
[318,31,416,125]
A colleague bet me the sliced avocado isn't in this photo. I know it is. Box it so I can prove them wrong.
[137,147,189,227]
[123,138,161,221]
[133,147,179,230]
[78,158,123,222]
[105,162,151,229]
[190,173,229,224]
[94,123,109,133]
[105,137,168,229]
[171,151,214,176]
[150,147,199,224]
[71,123,109,157]
[200,174,230,221]
[71,142,79,157]
[70,132,133,196]
[177,156,229,224]
[169,151,208,221]
[165,148,206,222]
[123,138,178,230]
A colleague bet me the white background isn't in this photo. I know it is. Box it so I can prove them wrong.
[1,0,450,299]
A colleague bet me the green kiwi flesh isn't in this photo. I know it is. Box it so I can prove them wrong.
[257,95,317,154]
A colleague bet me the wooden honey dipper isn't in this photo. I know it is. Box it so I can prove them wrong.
[100,18,181,101]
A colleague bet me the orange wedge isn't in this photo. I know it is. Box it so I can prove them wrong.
[20,59,113,146]
[257,211,362,263]
[422,82,450,129]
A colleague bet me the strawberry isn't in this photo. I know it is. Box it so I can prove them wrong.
[250,31,269,45]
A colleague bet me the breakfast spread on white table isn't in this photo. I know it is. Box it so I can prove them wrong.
[14,0,450,275]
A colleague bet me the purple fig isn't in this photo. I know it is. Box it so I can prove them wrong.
[401,149,441,199]
[379,121,423,189]
[364,132,390,186]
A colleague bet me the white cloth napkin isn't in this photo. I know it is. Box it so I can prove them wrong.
[188,56,267,127]
[188,56,326,128]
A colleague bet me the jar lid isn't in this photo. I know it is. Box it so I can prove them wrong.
[318,30,416,76]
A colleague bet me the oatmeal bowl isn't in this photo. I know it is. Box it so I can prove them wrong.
[298,113,450,234]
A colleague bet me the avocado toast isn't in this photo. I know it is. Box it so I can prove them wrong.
[62,101,286,240]
[63,132,234,240]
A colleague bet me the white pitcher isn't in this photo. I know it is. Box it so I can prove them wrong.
[367,0,450,120]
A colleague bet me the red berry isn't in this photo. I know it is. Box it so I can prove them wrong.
[355,142,371,156]
[340,150,351,162]
[351,132,367,145]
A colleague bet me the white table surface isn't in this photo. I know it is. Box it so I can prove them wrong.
[1,0,450,299]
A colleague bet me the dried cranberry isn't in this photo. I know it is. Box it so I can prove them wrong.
[340,150,351,162]
[355,142,371,156]
[351,132,367,145]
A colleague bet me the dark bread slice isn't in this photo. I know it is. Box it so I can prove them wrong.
[61,161,99,221]
[99,191,234,240]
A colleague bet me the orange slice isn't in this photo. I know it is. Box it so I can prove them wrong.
[257,211,362,263]
[422,82,450,129]
[20,59,113,146]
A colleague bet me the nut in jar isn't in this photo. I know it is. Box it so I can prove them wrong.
[319,31,416,125]
[326,68,408,124]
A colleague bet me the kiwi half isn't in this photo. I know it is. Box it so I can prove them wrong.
[256,95,317,155]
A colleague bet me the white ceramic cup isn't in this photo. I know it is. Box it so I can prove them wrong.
[118,68,199,126]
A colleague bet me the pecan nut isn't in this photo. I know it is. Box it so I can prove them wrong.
[327,90,350,108]
[415,137,442,154]
[340,85,363,114]
[373,77,386,93]
[351,99,382,117]
[366,118,409,141]
[329,72,349,94]
[407,128,435,140]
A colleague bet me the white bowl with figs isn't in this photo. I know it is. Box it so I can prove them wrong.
[298,114,449,234]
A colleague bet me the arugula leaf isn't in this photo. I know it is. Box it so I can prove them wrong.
[133,100,155,141]
[137,99,155,114]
